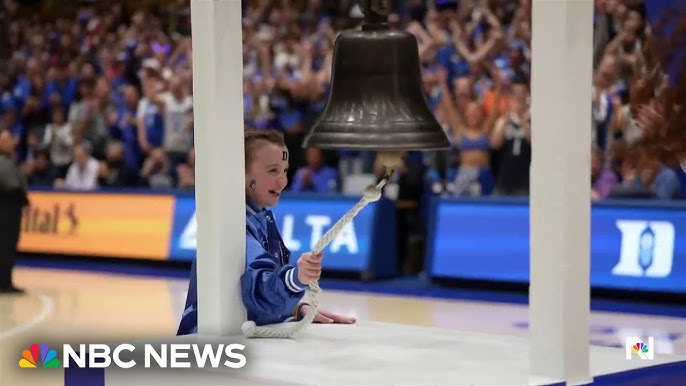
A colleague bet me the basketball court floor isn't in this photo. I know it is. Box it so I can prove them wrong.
[1,265,684,386]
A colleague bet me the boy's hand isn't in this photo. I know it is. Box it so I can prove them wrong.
[296,252,323,284]
[299,304,356,324]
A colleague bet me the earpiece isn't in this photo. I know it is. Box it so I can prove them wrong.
[249,179,256,191]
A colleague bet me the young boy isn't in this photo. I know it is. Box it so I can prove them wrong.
[177,129,355,335]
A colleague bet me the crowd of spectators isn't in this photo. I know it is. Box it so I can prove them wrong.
[0,0,684,202]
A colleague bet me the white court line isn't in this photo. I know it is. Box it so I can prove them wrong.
[0,292,54,341]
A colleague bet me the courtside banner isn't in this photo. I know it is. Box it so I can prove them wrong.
[426,198,686,293]
[18,191,175,260]
[168,193,398,279]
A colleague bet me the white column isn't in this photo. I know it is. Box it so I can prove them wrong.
[529,0,593,384]
[190,0,246,336]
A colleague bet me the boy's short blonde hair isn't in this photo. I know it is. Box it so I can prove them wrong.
[244,128,287,167]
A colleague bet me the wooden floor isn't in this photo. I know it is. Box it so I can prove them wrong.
[1,266,685,386]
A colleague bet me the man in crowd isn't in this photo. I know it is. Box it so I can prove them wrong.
[0,129,29,294]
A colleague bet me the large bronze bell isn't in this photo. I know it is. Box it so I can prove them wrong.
[302,0,450,151]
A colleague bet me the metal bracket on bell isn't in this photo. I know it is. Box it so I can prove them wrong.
[362,0,390,28]
[368,0,390,17]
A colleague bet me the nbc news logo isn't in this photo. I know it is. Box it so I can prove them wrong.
[18,342,247,369]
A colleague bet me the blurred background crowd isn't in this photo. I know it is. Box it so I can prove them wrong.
[0,0,684,200]
[1,2,684,370]
[0,0,686,205]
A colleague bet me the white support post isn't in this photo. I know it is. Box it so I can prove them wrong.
[190,0,246,336]
[529,0,594,384]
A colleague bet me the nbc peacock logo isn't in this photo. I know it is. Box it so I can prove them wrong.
[625,337,654,360]
[631,342,649,355]
[18,343,61,368]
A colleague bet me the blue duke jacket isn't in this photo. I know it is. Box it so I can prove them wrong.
[177,199,308,335]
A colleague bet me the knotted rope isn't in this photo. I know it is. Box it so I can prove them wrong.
[242,174,392,338]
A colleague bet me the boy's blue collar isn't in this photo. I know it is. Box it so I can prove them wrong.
[246,198,265,215]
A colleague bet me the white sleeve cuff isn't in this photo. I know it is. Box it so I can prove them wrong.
[285,268,307,293]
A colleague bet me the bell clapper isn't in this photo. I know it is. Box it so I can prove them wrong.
[377,151,402,181]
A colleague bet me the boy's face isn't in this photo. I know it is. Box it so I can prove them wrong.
[246,142,289,208]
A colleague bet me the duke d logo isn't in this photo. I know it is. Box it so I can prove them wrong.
[612,220,675,278]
